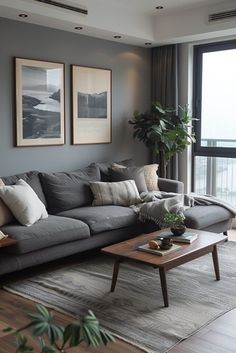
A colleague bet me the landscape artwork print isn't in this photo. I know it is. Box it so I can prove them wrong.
[72,65,112,144]
[15,58,64,146]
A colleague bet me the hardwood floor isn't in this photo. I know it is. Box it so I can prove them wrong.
[1,290,236,353]
[0,231,235,352]
[0,290,145,353]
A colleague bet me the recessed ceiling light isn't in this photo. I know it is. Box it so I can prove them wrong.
[155,6,164,10]
[145,42,152,46]
[113,35,122,39]
[19,13,28,18]
[74,26,83,30]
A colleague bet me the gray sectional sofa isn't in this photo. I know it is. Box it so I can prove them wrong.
[0,160,233,276]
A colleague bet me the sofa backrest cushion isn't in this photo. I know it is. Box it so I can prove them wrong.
[91,158,135,181]
[1,170,46,205]
[40,164,101,214]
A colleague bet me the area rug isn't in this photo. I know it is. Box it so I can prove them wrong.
[4,241,236,353]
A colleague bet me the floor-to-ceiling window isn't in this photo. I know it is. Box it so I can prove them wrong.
[193,40,236,203]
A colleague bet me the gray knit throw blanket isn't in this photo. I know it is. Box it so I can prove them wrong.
[133,191,236,227]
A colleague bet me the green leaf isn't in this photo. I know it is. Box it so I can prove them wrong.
[36,304,50,319]
[3,326,14,332]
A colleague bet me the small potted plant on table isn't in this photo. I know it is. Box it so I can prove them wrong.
[163,212,186,236]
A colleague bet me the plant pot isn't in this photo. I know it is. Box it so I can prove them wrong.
[170,225,186,237]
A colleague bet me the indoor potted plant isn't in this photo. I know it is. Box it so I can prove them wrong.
[163,212,186,236]
[3,304,114,353]
[128,102,196,178]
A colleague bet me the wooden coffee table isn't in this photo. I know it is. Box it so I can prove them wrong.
[102,229,226,307]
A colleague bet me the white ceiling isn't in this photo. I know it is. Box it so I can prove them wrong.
[0,0,236,46]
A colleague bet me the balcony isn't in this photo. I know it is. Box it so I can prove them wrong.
[194,139,236,205]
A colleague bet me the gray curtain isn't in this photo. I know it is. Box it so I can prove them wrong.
[152,44,179,180]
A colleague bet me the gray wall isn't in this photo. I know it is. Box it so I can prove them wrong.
[0,18,151,176]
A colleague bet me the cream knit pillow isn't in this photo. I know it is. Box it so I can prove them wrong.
[0,179,48,226]
[90,180,141,206]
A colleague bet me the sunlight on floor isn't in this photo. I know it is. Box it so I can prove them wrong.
[228,229,236,242]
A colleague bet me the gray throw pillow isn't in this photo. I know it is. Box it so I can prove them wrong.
[40,165,101,214]
[91,158,135,181]
[111,166,148,193]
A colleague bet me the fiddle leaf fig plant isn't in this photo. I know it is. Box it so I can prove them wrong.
[129,102,196,177]
[3,304,115,353]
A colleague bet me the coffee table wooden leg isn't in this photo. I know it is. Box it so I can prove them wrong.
[159,267,169,307]
[212,245,220,280]
[111,259,122,292]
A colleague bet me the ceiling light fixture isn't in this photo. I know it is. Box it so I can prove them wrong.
[74,26,83,30]
[155,6,164,10]
[19,13,28,18]
[113,35,121,39]
[145,42,152,46]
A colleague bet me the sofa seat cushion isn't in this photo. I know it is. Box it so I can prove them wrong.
[57,205,138,234]
[184,205,233,230]
[1,215,90,254]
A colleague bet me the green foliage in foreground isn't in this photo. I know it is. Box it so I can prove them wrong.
[3,304,115,352]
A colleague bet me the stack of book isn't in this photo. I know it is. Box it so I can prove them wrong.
[158,231,198,244]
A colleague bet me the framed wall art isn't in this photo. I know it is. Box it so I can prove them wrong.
[72,65,112,144]
[15,57,65,146]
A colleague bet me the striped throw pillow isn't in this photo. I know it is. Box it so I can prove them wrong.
[90,180,142,206]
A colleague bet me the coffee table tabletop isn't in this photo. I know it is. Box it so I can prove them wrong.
[102,229,226,307]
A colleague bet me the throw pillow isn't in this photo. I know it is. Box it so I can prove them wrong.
[90,158,135,181]
[0,179,48,226]
[113,163,159,192]
[40,164,101,214]
[143,164,159,191]
[1,170,47,205]
[90,180,142,206]
[0,179,14,226]
[111,166,148,193]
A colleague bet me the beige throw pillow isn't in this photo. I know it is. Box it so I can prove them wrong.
[0,179,48,226]
[143,164,159,191]
[0,179,14,226]
[112,163,159,191]
[90,180,142,206]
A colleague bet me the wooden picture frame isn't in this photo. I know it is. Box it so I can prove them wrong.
[72,65,112,144]
[15,57,65,146]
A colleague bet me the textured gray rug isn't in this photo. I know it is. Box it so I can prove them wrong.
[4,241,236,353]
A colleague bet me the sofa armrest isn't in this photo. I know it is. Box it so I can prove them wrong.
[158,178,184,194]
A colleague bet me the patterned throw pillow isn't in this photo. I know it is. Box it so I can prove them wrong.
[90,180,142,206]
[0,178,14,227]
[112,163,159,192]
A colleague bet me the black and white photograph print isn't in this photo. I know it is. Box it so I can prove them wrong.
[15,58,65,146]
[72,65,112,144]
[78,91,107,119]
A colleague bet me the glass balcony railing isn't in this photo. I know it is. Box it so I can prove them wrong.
[194,139,236,205]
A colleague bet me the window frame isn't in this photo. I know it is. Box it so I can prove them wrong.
[193,39,236,158]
